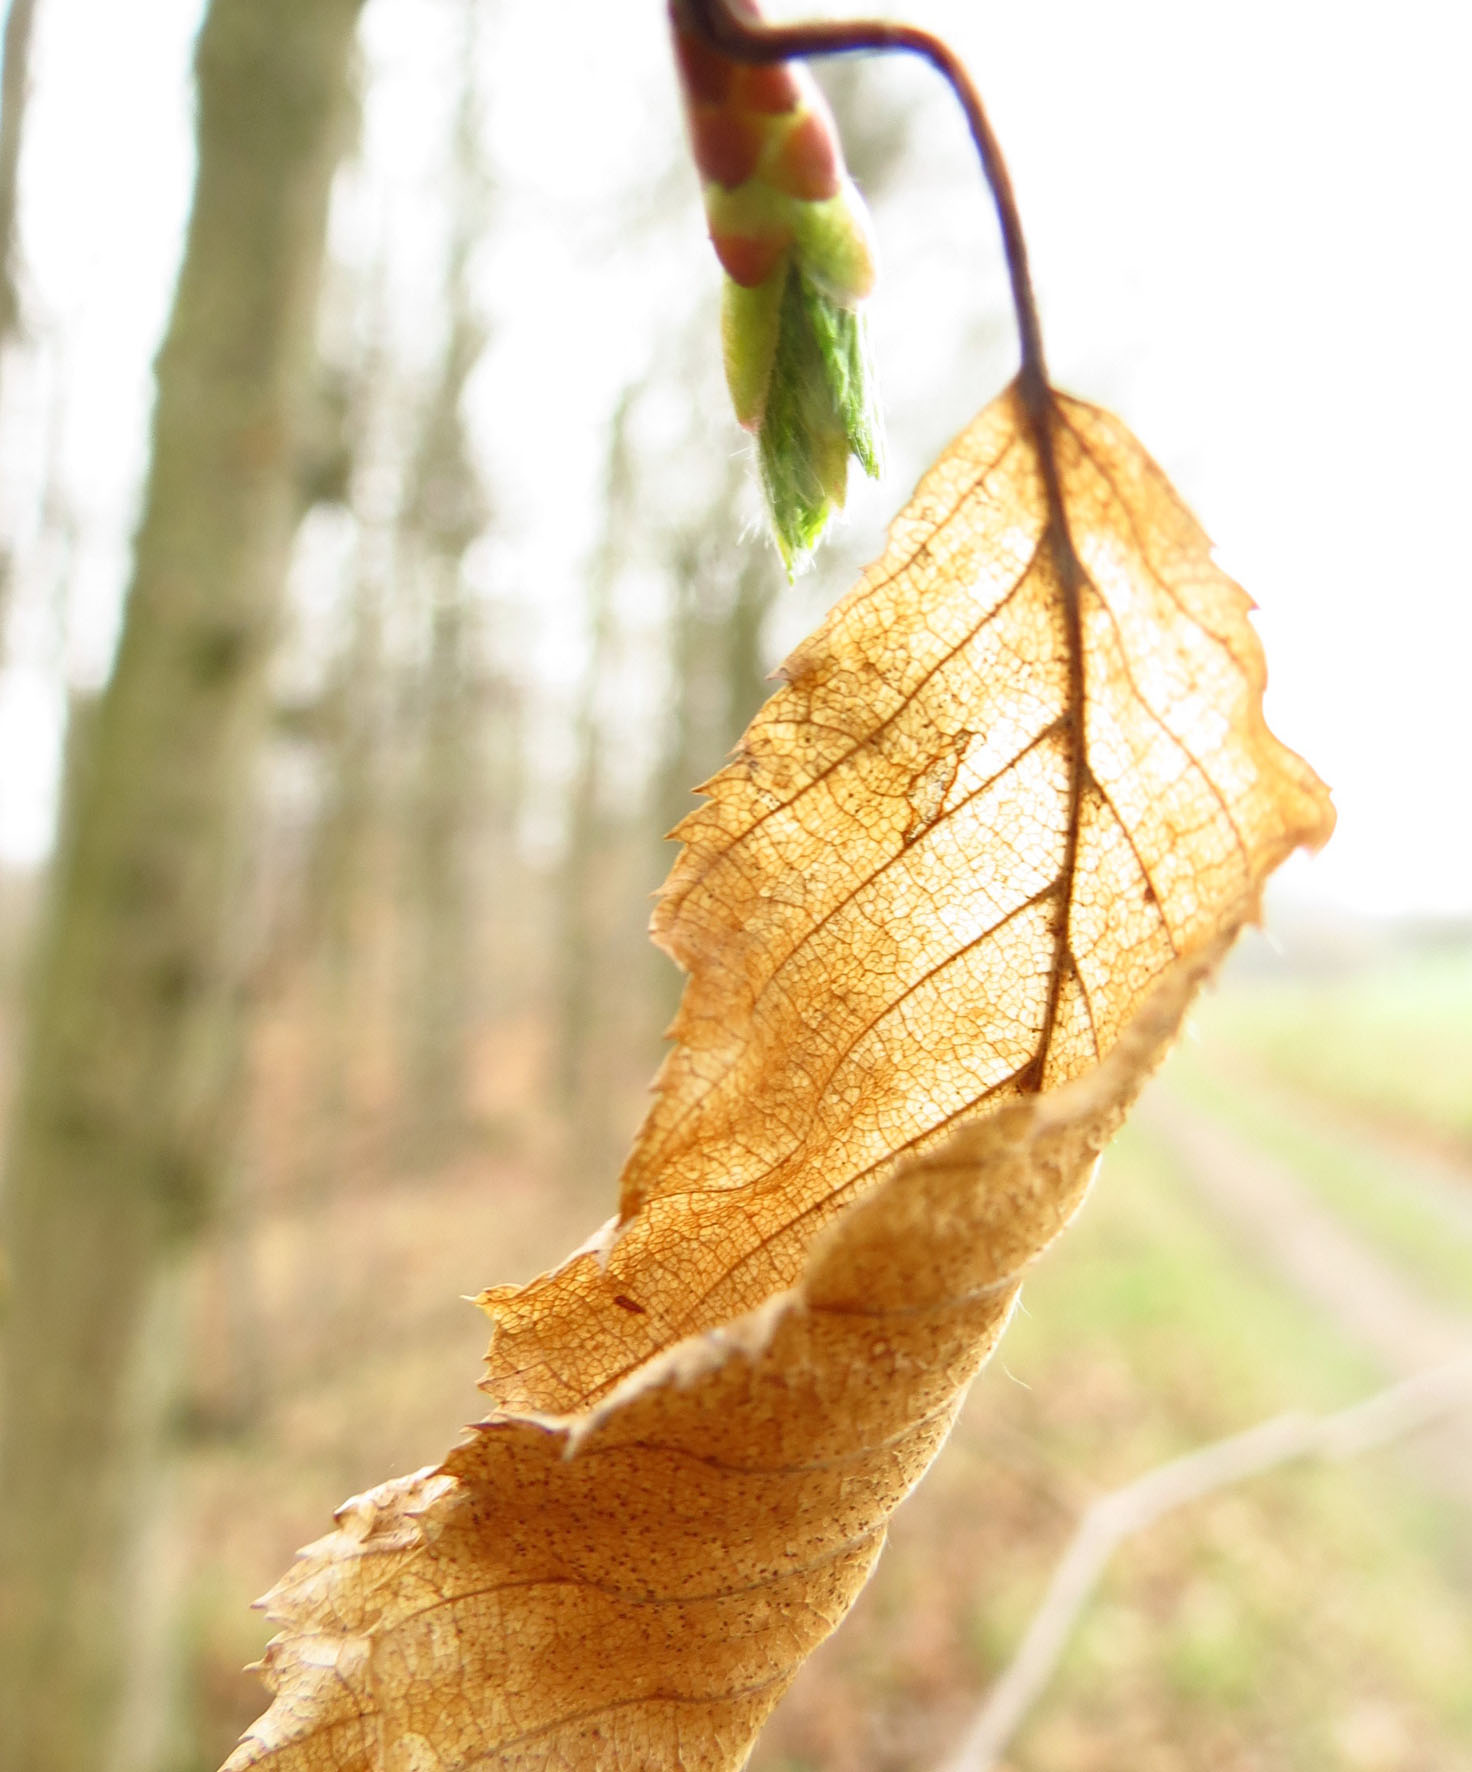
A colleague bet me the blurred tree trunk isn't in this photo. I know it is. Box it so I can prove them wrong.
[0,1,364,1768]
[0,0,39,629]
[555,390,639,1177]
[307,527,387,1190]
[398,16,490,1160]
[0,0,37,345]
[722,543,777,746]
[404,567,478,1154]
[652,462,779,1028]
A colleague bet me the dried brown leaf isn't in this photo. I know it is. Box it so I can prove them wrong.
[476,386,1330,1415]
[224,383,1332,1772]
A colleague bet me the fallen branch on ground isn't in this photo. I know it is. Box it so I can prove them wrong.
[936,1352,1472,1772]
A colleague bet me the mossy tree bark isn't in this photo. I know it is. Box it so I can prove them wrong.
[0,0,40,630]
[0,1,366,1767]
[0,0,38,344]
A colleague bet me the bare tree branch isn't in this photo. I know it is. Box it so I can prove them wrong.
[935,1353,1472,1772]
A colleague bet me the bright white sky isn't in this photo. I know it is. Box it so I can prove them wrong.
[0,0,1468,919]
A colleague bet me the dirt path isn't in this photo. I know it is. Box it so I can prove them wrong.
[1200,1044,1472,1243]
[1139,1081,1472,1492]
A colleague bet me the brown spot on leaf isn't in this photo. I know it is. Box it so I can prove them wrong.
[902,731,972,845]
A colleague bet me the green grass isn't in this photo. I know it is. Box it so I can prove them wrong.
[949,1127,1472,1770]
[755,1118,1472,1770]
[1200,947,1472,1151]
[755,957,1472,1772]
[1001,1125,1383,1428]
[1163,1043,1472,1319]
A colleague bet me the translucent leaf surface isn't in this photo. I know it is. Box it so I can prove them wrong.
[478,386,1332,1415]
[223,383,1332,1772]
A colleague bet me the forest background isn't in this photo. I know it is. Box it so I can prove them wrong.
[0,1,1468,1770]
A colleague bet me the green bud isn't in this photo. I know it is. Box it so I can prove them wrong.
[758,264,882,577]
[721,269,787,430]
[789,179,876,308]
